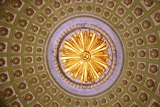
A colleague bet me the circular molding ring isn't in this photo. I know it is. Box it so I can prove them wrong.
[46,15,125,97]
[54,23,117,88]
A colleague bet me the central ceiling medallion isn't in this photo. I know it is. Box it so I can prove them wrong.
[60,30,110,83]
[51,22,119,91]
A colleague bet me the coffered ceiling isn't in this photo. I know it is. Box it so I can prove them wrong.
[0,0,160,107]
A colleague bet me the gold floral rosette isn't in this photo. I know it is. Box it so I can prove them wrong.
[60,30,110,83]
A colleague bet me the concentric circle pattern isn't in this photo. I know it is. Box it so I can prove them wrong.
[59,29,110,84]
[0,0,160,107]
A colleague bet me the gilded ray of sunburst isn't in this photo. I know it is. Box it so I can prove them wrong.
[60,30,110,83]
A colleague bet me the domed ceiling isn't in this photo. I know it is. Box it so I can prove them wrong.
[0,0,160,107]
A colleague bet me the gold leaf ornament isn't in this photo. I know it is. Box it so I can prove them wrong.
[60,30,110,83]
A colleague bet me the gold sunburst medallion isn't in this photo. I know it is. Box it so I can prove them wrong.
[60,30,110,83]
